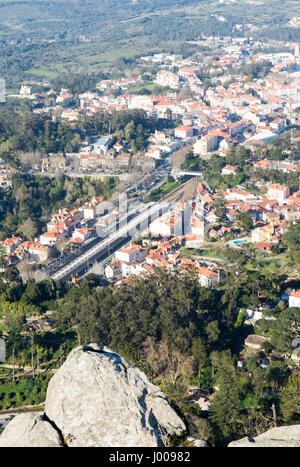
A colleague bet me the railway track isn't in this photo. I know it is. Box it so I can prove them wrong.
[161,177,197,204]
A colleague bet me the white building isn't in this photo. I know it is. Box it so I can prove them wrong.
[149,212,183,237]
[115,245,148,263]
[105,260,123,279]
[40,230,62,246]
[155,70,180,89]
[289,290,300,308]
[20,85,33,96]
[128,95,153,111]
[194,134,219,155]
[92,136,112,155]
[267,184,290,203]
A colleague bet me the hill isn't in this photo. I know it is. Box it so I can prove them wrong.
[0,0,299,86]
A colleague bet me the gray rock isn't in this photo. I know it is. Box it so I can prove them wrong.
[0,413,64,447]
[44,343,186,447]
[228,425,300,447]
[186,436,208,447]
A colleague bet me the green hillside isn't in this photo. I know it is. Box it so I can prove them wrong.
[0,0,299,86]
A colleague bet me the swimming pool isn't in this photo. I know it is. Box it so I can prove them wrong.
[233,240,248,245]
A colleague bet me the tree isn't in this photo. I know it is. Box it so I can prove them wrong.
[280,374,300,423]
[236,212,253,232]
[142,337,194,387]
[187,416,214,444]
[234,308,247,328]
[0,243,6,269]
[209,351,242,443]
[283,221,300,264]
[205,321,220,344]
[179,84,193,99]
[18,218,38,240]
[192,337,207,387]
[214,196,226,223]
[266,361,290,391]
[271,307,300,353]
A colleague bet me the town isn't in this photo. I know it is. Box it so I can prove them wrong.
[1,36,300,293]
[0,26,299,447]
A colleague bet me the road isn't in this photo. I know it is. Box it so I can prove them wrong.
[39,159,172,280]
[50,201,170,282]
[44,208,143,277]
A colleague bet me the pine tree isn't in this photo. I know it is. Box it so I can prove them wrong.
[209,351,242,443]
[280,374,300,423]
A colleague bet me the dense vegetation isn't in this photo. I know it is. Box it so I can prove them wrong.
[0,173,118,240]
[0,267,299,445]
[77,109,174,153]
[0,111,81,157]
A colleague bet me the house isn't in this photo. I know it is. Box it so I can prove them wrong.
[105,260,123,279]
[291,347,300,363]
[120,260,154,277]
[254,160,272,171]
[255,242,273,252]
[237,354,246,368]
[80,204,96,219]
[289,290,300,308]
[244,309,263,321]
[222,165,237,175]
[155,70,179,89]
[197,266,221,288]
[145,147,163,160]
[194,134,219,156]
[0,236,23,254]
[226,208,240,223]
[149,213,183,237]
[71,227,96,243]
[92,136,112,155]
[206,211,218,224]
[115,245,148,264]
[267,184,290,203]
[47,214,81,237]
[174,125,194,139]
[251,224,275,243]
[244,334,266,350]
[95,213,119,238]
[17,241,50,263]
[56,89,73,104]
[79,197,105,219]
[190,215,205,244]
[40,230,63,247]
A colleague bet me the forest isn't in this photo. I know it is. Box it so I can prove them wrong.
[0,267,299,445]
[0,108,174,161]
[0,110,82,157]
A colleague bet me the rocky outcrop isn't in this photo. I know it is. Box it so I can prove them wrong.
[0,344,187,447]
[0,413,64,447]
[44,343,186,447]
[186,436,208,447]
[228,425,300,447]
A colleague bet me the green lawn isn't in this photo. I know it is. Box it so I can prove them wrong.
[25,69,60,79]
[148,179,183,202]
